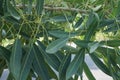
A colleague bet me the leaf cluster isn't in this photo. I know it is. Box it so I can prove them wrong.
[0,0,120,80]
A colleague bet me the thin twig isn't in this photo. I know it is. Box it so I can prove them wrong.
[16,5,89,13]
[44,6,89,13]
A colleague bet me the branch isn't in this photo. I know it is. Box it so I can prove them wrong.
[16,5,89,13]
[44,6,89,13]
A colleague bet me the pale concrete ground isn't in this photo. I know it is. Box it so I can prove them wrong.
[0,54,113,80]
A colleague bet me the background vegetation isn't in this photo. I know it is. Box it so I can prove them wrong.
[0,0,120,80]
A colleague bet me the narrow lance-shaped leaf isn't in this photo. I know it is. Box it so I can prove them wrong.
[103,24,119,32]
[28,0,33,14]
[4,16,19,24]
[84,12,99,41]
[45,64,58,79]
[0,60,6,77]
[59,54,71,80]
[36,0,44,15]
[0,0,4,16]
[88,42,101,53]
[97,47,115,57]
[66,48,85,80]
[46,37,69,54]
[101,40,120,47]
[62,45,79,53]
[6,0,20,20]
[19,45,35,80]
[49,30,77,38]
[54,52,64,62]
[7,72,14,80]
[32,44,51,80]
[84,62,96,80]
[90,53,111,76]
[10,39,22,80]
[86,12,95,28]
[0,46,11,63]
[74,16,84,28]
[76,64,84,77]
[74,39,91,48]
[116,1,120,16]
[37,40,61,71]
[98,19,115,28]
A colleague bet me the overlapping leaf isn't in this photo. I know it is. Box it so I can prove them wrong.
[84,12,99,41]
[59,54,71,80]
[32,44,51,80]
[46,37,69,54]
[74,16,84,28]
[90,53,111,76]
[19,45,34,80]
[10,39,22,80]
[101,40,120,47]
[66,48,85,80]
[88,42,101,53]
[37,40,61,71]
[0,46,11,62]
[84,62,95,80]
[36,0,44,15]
[6,0,20,20]
[74,39,91,48]
[49,30,78,38]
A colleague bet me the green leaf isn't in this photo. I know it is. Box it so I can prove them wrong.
[37,40,61,71]
[88,42,101,53]
[74,16,84,28]
[116,1,120,16]
[6,0,20,20]
[49,30,77,38]
[86,12,95,28]
[10,39,22,80]
[45,63,58,79]
[65,0,84,4]
[0,0,4,16]
[84,62,96,80]
[7,72,14,80]
[33,44,51,80]
[76,64,84,77]
[97,47,115,56]
[84,12,99,41]
[46,37,69,54]
[0,46,11,62]
[98,19,115,28]
[59,54,71,80]
[66,48,85,80]
[4,16,20,24]
[74,39,91,48]
[19,45,34,80]
[62,45,79,53]
[92,5,102,12]
[54,52,64,62]
[28,0,33,14]
[0,60,6,77]
[90,53,111,76]
[101,40,120,47]
[116,56,120,65]
[36,0,44,15]
[104,25,120,32]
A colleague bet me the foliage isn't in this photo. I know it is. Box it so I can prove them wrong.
[0,0,120,80]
